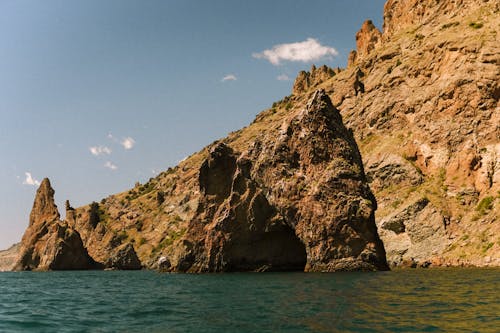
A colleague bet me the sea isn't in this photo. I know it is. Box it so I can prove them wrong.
[0,268,498,332]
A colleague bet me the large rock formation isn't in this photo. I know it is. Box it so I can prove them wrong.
[170,90,387,272]
[318,0,499,266]
[292,65,338,95]
[57,90,387,273]
[13,179,101,271]
[348,20,382,67]
[9,0,497,270]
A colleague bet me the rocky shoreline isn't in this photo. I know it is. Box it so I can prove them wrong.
[3,0,499,271]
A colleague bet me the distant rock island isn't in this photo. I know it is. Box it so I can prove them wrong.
[2,0,498,271]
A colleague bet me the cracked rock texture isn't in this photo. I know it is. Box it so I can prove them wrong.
[13,179,101,271]
[295,0,499,267]
[9,0,499,270]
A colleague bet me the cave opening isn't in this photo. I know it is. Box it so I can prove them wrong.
[227,225,307,272]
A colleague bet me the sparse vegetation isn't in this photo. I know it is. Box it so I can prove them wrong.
[156,191,165,206]
[116,230,128,243]
[89,202,100,228]
[468,22,483,29]
[475,196,494,215]
[391,199,403,209]
[97,207,110,226]
[171,214,183,223]
[415,33,425,40]
[152,229,186,253]
[482,242,494,253]
[402,153,417,162]
[136,220,144,232]
[441,22,459,29]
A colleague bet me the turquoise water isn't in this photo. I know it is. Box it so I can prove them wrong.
[0,269,498,332]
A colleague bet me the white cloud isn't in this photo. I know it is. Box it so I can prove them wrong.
[277,74,290,81]
[89,145,112,156]
[221,74,237,82]
[23,172,40,186]
[253,38,338,65]
[104,161,118,170]
[121,137,135,150]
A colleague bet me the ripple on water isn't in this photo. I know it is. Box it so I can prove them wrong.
[0,268,498,332]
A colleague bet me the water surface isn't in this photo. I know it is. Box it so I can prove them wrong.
[0,268,498,332]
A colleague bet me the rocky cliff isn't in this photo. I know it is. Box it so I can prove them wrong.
[297,0,499,267]
[10,0,499,270]
[46,90,386,272]
[168,90,387,272]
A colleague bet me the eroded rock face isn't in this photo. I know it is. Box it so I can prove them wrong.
[382,0,490,37]
[16,0,497,270]
[292,65,337,95]
[318,0,499,266]
[378,198,448,267]
[170,90,388,272]
[348,20,382,67]
[356,20,382,59]
[13,179,100,271]
[105,243,141,270]
[29,178,60,227]
[365,153,424,192]
[0,243,20,271]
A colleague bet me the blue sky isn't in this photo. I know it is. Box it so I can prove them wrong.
[0,0,386,249]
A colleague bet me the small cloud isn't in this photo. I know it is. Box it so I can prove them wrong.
[89,145,112,156]
[253,38,338,65]
[221,74,237,82]
[104,161,118,170]
[121,137,135,150]
[277,74,290,81]
[23,172,40,186]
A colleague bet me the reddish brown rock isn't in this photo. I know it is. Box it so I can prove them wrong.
[382,0,494,37]
[292,65,336,95]
[324,0,500,266]
[105,243,142,270]
[13,0,498,271]
[356,20,382,59]
[13,179,100,271]
[170,90,388,272]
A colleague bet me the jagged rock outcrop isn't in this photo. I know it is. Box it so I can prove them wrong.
[382,0,498,37]
[105,243,142,270]
[13,179,101,271]
[168,90,388,272]
[9,0,497,270]
[292,65,337,95]
[307,0,499,267]
[378,197,448,267]
[48,90,386,272]
[349,20,382,67]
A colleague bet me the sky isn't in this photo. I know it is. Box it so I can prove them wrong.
[0,0,386,249]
